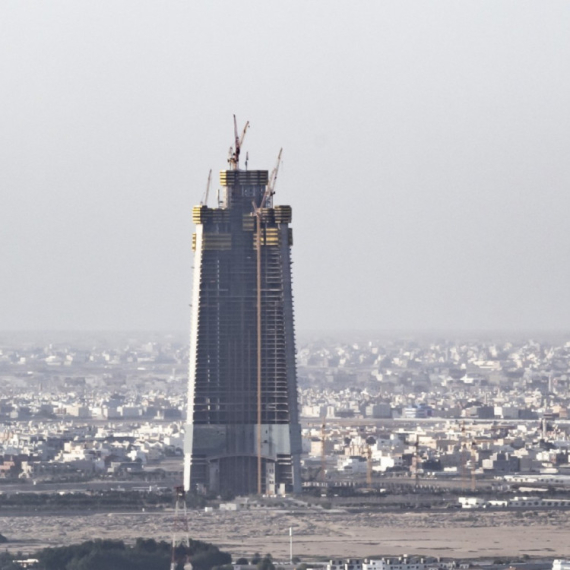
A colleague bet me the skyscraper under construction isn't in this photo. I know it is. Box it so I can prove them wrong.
[184,122,301,495]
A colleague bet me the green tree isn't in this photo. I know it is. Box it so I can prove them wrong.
[66,549,169,570]
[38,539,126,570]
[0,552,20,570]
[33,537,230,570]
[134,538,170,554]
[190,549,231,570]
[257,556,275,570]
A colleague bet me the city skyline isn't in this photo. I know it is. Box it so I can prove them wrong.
[3,2,570,567]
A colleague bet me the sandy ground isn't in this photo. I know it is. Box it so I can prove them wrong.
[2,509,570,561]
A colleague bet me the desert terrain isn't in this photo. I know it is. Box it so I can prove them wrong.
[2,509,570,561]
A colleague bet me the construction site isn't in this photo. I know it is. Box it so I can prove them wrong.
[183,118,302,496]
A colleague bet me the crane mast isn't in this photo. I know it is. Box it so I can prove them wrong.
[228,115,250,170]
[366,444,373,487]
[201,169,212,206]
[320,416,327,483]
[251,145,285,494]
[261,148,283,208]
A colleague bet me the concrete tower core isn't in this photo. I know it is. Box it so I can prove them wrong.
[184,164,302,496]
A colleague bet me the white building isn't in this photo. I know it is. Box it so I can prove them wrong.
[338,456,367,474]
[363,557,430,570]
[65,405,90,418]
[328,560,362,570]
[458,497,486,509]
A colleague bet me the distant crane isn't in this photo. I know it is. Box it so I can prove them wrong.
[226,116,259,492]
[171,486,190,570]
[200,169,212,206]
[460,421,469,491]
[251,145,284,495]
[470,440,478,492]
[260,148,283,209]
[320,415,327,483]
[228,115,250,170]
[405,433,423,488]
[252,190,264,495]
[412,436,420,487]
[366,444,373,487]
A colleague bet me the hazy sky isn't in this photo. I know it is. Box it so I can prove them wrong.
[1,2,570,333]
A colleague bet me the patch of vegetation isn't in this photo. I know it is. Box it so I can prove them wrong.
[257,554,275,570]
[29,537,231,570]
[0,552,21,570]
[0,491,207,512]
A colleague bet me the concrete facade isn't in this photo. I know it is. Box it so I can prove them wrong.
[184,167,301,495]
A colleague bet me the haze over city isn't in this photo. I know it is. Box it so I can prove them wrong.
[3,5,570,569]
[2,2,570,333]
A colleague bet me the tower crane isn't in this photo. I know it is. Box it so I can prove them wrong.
[170,486,190,570]
[250,146,284,495]
[413,436,420,487]
[460,421,468,491]
[200,169,212,206]
[228,115,250,170]
[366,444,373,488]
[470,440,478,492]
[256,211,262,495]
[405,432,424,488]
[260,148,283,209]
[320,415,327,483]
